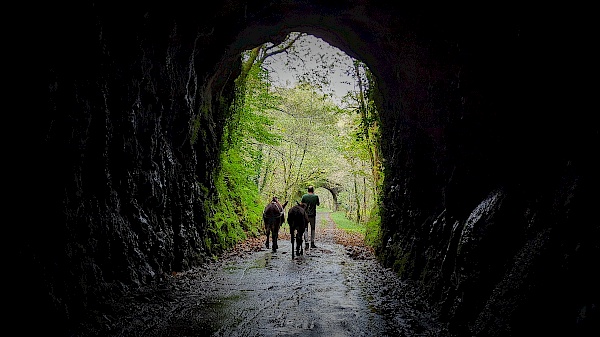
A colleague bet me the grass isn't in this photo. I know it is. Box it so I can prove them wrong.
[328,211,366,235]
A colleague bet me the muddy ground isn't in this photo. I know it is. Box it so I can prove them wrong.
[73,212,449,336]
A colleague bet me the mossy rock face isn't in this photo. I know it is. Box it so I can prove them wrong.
[391,248,414,278]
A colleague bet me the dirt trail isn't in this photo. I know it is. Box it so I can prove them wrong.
[77,212,447,336]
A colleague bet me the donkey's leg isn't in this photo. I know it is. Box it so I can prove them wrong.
[296,230,303,256]
[272,225,279,252]
[265,223,270,249]
[291,227,295,258]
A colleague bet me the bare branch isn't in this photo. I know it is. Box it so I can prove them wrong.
[262,33,306,61]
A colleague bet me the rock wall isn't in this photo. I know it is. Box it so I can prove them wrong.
[374,10,598,336]
[13,3,238,332]
[10,2,597,336]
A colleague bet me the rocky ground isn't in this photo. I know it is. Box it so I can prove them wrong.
[72,212,448,337]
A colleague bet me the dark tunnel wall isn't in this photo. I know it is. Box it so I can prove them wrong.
[9,2,597,336]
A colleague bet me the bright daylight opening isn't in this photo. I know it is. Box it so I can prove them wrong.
[221,32,384,248]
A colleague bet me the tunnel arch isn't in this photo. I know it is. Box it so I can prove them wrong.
[218,15,391,217]
[210,9,427,219]
[212,5,407,126]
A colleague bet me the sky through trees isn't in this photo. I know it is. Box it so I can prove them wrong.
[262,34,356,106]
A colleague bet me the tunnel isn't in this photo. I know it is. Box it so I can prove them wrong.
[9,2,597,336]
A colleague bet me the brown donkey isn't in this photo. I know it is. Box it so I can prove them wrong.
[287,202,309,259]
[262,196,288,252]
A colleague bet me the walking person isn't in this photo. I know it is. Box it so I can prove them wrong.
[301,185,320,249]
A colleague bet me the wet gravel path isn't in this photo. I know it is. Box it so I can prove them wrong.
[78,212,447,336]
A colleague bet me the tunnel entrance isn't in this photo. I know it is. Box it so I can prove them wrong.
[214,32,383,250]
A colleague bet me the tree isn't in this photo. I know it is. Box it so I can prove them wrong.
[344,60,383,203]
[260,84,345,203]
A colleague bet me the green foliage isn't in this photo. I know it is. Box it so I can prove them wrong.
[205,33,384,259]
[329,207,381,251]
[206,148,264,255]
[259,84,347,203]
[316,204,331,212]
[330,211,365,234]
[204,55,276,256]
[364,207,382,249]
[225,62,282,151]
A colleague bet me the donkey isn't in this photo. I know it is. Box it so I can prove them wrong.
[263,196,288,252]
[287,202,309,259]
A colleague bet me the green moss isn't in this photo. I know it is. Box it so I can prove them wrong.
[199,62,290,257]
[364,210,382,249]
[204,145,264,256]
[190,114,202,145]
[391,247,413,278]
[204,237,212,251]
